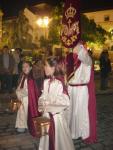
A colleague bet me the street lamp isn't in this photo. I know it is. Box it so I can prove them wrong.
[110,29,113,36]
[36,18,43,27]
[43,17,49,27]
[36,17,49,28]
[36,17,50,39]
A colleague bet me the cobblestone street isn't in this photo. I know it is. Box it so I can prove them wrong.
[0,93,113,150]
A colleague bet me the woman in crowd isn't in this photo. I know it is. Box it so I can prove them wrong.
[15,61,40,136]
[38,57,74,150]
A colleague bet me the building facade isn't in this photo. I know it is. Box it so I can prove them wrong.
[0,10,3,43]
[2,3,51,49]
[84,9,113,51]
[2,3,113,50]
[84,9,113,32]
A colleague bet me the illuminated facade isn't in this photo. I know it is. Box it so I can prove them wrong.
[2,3,51,48]
[84,9,113,51]
[84,9,113,32]
[24,4,51,45]
[0,10,3,43]
[24,3,52,43]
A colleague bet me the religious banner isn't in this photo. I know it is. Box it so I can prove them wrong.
[61,0,81,48]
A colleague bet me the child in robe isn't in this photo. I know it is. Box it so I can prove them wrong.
[38,57,75,150]
[16,61,40,136]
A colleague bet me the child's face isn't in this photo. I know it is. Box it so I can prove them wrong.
[22,63,32,75]
[44,61,55,76]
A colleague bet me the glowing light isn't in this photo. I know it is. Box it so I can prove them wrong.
[36,17,49,28]
[11,49,15,52]
[43,17,49,27]
[36,18,43,27]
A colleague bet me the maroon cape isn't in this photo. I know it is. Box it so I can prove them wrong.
[66,52,74,78]
[19,72,40,137]
[27,77,40,137]
[84,67,97,144]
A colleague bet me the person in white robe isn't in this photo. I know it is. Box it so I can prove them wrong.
[38,57,75,150]
[15,61,39,135]
[16,77,28,132]
[68,42,92,140]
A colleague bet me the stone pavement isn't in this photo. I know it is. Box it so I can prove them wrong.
[95,72,113,95]
[0,94,113,150]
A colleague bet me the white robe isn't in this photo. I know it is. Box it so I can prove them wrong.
[68,44,92,140]
[15,79,28,129]
[38,79,75,150]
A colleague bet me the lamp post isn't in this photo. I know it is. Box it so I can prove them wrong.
[36,17,49,39]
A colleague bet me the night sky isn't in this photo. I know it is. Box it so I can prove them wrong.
[0,0,113,18]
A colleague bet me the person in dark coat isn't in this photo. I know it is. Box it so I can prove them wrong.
[99,50,111,90]
[0,46,15,92]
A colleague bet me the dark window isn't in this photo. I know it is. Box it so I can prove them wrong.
[104,15,110,21]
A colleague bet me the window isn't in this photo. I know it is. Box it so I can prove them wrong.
[104,15,110,21]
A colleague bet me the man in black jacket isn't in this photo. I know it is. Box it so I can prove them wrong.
[0,46,15,93]
[99,50,111,90]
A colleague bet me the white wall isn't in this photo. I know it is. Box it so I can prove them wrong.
[24,8,49,45]
[84,9,113,31]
